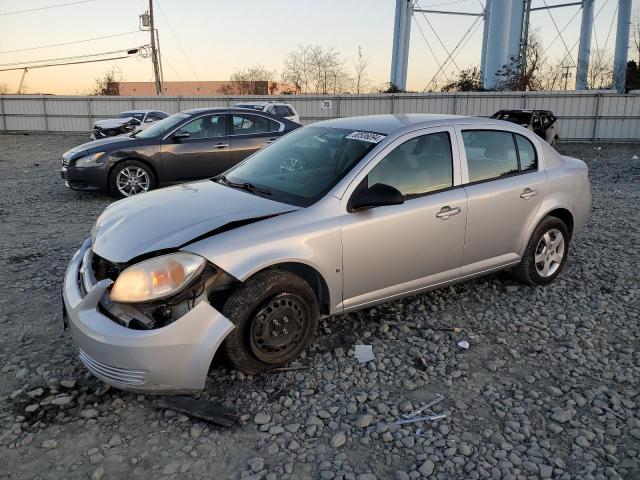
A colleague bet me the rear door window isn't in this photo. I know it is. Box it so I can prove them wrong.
[231,114,278,135]
[515,134,537,171]
[461,130,519,183]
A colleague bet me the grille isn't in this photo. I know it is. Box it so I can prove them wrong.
[79,349,147,387]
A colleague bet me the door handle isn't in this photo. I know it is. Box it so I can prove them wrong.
[266,138,277,144]
[520,188,539,200]
[214,143,229,149]
[435,206,461,220]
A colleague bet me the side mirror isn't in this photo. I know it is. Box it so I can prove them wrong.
[172,132,190,141]
[349,183,404,212]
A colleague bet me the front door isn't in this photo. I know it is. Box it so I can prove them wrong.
[229,113,282,166]
[161,114,230,182]
[340,129,467,310]
[459,129,548,275]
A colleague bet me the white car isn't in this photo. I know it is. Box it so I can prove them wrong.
[234,101,300,124]
[90,110,169,140]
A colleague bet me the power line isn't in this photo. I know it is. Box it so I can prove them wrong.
[0,48,140,68]
[0,31,141,55]
[160,53,184,81]
[542,0,577,65]
[0,0,98,16]
[412,14,451,83]
[0,55,131,72]
[155,0,200,81]
[541,6,581,56]
[415,2,462,74]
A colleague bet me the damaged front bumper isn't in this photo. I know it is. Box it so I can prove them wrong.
[62,239,235,393]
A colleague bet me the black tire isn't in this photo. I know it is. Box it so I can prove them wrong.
[221,270,319,374]
[514,216,570,286]
[109,160,156,198]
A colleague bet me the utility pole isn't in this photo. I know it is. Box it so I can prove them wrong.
[148,0,162,95]
[562,66,572,90]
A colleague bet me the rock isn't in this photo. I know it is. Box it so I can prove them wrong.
[25,404,40,413]
[60,379,77,389]
[108,434,122,447]
[331,432,346,448]
[42,439,58,449]
[355,414,374,428]
[418,460,435,477]
[91,467,105,480]
[254,413,271,425]
[551,409,573,424]
[26,387,44,398]
[249,457,266,473]
[50,395,73,406]
[79,408,99,419]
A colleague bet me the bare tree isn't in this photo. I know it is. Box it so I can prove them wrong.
[539,59,567,91]
[632,8,640,63]
[89,68,120,95]
[220,64,276,95]
[352,46,368,94]
[0,83,8,95]
[588,49,613,89]
[282,44,352,94]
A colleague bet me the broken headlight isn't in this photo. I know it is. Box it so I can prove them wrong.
[110,252,206,303]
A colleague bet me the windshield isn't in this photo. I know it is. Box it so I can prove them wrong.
[135,113,190,138]
[221,126,382,207]
[119,112,145,121]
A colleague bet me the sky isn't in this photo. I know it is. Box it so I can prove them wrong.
[0,0,636,95]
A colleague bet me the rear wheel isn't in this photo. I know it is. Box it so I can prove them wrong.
[109,160,155,198]
[221,270,319,374]
[514,216,569,285]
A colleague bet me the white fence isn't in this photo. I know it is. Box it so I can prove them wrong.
[1,91,639,141]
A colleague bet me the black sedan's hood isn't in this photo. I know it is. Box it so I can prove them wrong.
[63,136,146,160]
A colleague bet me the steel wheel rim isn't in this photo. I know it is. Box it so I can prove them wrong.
[280,156,303,173]
[249,293,308,363]
[116,167,150,196]
[534,228,565,278]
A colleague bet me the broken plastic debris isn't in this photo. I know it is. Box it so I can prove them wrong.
[354,344,375,363]
[403,394,444,419]
[396,413,447,425]
[457,340,470,350]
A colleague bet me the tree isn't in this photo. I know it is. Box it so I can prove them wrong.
[352,46,368,94]
[89,69,120,96]
[626,60,640,92]
[0,83,8,95]
[587,49,613,90]
[441,67,483,92]
[282,44,352,94]
[221,64,276,95]
[632,8,640,63]
[494,31,544,91]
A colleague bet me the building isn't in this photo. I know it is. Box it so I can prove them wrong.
[114,81,296,96]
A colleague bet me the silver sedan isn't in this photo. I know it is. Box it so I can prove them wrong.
[62,114,591,393]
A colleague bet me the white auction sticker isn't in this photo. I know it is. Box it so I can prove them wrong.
[346,131,386,144]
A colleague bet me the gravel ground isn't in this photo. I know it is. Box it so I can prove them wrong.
[0,133,638,480]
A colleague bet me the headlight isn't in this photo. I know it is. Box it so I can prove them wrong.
[75,152,105,167]
[110,253,206,303]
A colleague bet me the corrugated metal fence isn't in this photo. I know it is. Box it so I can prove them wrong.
[1,91,639,141]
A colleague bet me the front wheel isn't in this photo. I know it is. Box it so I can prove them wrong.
[221,270,319,374]
[514,216,570,285]
[109,160,156,198]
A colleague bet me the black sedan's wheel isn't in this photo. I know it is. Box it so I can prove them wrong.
[514,216,570,286]
[221,270,319,374]
[109,160,156,198]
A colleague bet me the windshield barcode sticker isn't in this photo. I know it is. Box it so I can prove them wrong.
[346,131,386,144]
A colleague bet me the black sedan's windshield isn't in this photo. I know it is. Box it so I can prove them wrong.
[135,113,190,139]
[221,126,383,207]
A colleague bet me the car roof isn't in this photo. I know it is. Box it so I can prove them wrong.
[180,107,292,119]
[313,114,474,135]
[121,109,160,114]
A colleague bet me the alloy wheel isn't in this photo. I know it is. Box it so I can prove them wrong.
[534,228,565,278]
[116,167,150,196]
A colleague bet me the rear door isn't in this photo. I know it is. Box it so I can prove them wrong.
[161,114,230,182]
[229,113,283,165]
[457,128,548,275]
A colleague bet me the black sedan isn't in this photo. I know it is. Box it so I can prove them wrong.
[61,108,301,197]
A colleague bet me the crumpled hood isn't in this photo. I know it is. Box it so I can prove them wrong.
[91,180,298,263]
[94,117,138,129]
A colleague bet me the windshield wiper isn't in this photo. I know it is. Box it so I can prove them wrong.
[218,175,271,196]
